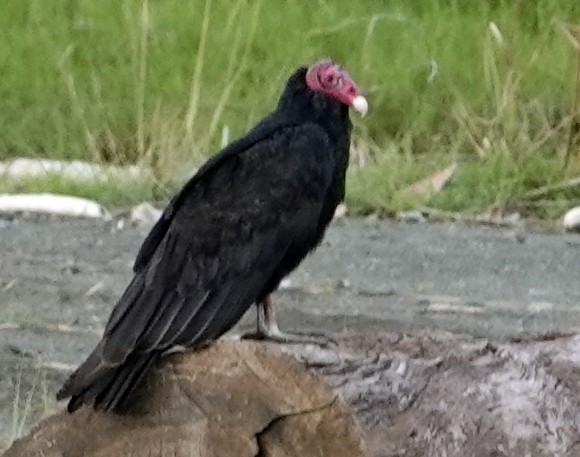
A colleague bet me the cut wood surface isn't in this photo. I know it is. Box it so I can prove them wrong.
[5,331,580,457]
[3,340,366,457]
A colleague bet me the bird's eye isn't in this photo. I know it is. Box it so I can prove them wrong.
[324,74,342,88]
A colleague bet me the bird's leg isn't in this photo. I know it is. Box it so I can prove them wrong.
[256,295,284,339]
[252,295,336,346]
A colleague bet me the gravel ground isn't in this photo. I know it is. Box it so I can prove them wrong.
[0,216,579,447]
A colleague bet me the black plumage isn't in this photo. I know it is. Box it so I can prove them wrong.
[56,60,366,413]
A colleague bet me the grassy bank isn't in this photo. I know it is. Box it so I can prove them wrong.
[1,0,580,217]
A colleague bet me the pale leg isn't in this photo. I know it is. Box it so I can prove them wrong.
[249,295,336,345]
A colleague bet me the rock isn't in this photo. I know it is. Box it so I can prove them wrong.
[364,213,379,224]
[3,341,366,457]
[396,210,425,223]
[129,202,162,228]
[503,211,522,226]
[278,278,293,289]
[563,206,580,232]
[333,203,348,220]
[0,194,110,219]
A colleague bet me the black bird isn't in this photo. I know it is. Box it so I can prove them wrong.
[56,59,368,413]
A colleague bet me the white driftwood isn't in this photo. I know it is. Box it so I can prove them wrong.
[0,158,144,182]
[0,193,110,219]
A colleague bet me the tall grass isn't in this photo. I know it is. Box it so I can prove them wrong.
[1,0,579,216]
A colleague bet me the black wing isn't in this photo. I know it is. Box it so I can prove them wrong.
[133,114,296,273]
[59,123,336,409]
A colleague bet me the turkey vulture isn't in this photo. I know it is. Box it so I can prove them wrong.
[57,59,368,413]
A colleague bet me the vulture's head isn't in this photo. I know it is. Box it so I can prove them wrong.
[305,59,368,117]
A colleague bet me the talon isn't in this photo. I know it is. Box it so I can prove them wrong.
[240,295,336,346]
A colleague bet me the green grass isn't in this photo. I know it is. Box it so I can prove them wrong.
[1,0,580,218]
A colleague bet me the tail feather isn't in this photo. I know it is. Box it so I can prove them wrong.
[95,353,159,412]
[56,349,105,403]
[57,351,160,414]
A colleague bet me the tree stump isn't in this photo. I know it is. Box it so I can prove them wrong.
[3,341,366,457]
[5,331,580,457]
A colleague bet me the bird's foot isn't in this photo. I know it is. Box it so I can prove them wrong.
[244,296,338,347]
[242,326,337,347]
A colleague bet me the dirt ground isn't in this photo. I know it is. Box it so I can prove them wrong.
[0,216,579,449]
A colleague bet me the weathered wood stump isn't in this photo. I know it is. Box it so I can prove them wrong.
[3,341,366,457]
[288,331,580,457]
[5,331,580,457]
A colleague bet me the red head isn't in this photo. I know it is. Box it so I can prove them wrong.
[305,59,368,116]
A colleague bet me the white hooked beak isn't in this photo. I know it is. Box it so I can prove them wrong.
[352,95,368,117]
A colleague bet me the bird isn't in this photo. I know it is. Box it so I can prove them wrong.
[56,58,368,414]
